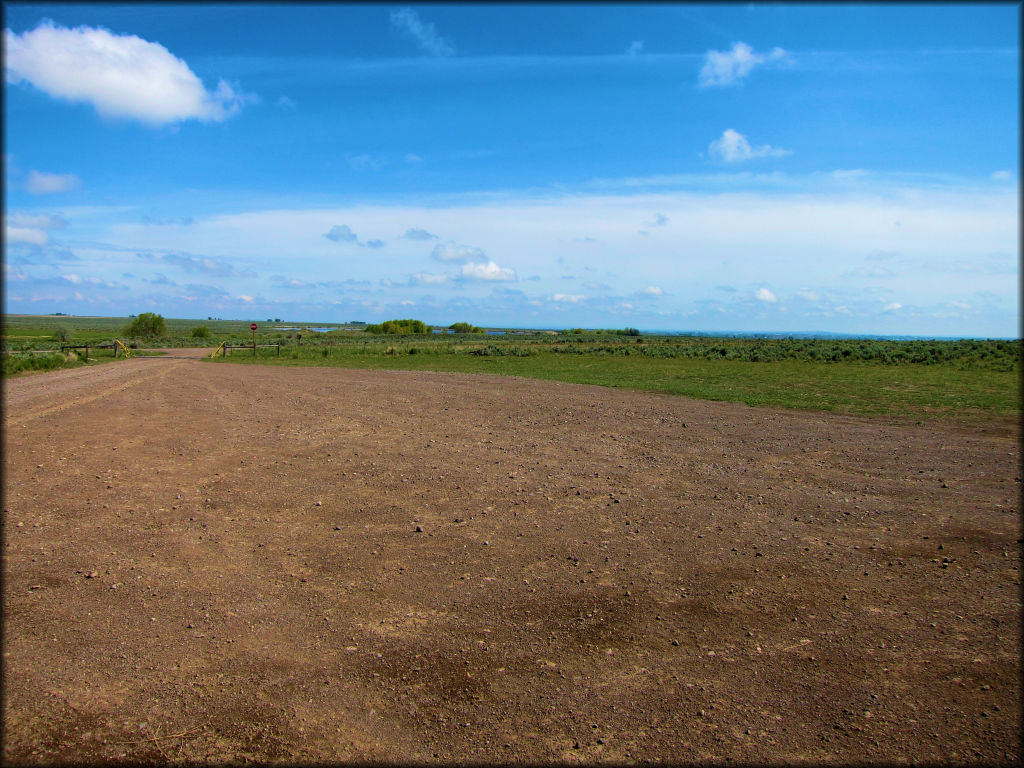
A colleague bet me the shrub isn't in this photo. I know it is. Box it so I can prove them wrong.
[2,352,75,377]
[191,325,211,339]
[365,318,430,335]
[124,312,166,338]
[450,322,484,334]
[52,326,72,342]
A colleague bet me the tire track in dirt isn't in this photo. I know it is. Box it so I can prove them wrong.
[4,359,190,427]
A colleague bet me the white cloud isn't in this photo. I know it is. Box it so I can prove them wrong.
[238,295,254,302]
[796,290,820,302]
[990,170,1012,181]
[4,20,251,125]
[552,293,585,303]
[756,288,777,302]
[275,95,296,109]
[709,130,791,163]
[63,273,80,283]
[699,42,787,88]
[627,40,644,56]
[462,261,516,281]
[642,286,663,296]
[389,8,455,57]
[884,302,902,311]
[432,241,486,263]
[25,169,81,194]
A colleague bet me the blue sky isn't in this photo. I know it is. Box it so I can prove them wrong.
[3,3,1019,336]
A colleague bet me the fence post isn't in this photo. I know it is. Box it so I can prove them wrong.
[84,344,89,360]
[277,343,281,356]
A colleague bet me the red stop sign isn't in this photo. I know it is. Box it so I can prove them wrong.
[250,323,258,331]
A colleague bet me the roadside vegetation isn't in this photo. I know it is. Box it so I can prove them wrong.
[3,313,1019,421]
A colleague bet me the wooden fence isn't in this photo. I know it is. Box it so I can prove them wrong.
[222,343,281,357]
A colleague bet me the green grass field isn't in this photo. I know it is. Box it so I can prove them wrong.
[218,346,1019,421]
[4,314,1020,421]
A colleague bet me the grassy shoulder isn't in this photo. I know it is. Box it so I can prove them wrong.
[2,350,120,377]
[211,348,1020,422]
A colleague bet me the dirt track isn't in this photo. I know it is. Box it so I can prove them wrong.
[3,356,1020,763]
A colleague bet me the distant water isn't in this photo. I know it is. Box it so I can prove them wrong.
[274,326,340,332]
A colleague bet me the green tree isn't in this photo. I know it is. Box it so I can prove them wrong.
[51,326,72,342]
[449,321,484,334]
[124,312,166,338]
[191,325,211,339]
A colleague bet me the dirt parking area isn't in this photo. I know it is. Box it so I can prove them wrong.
[3,357,1020,763]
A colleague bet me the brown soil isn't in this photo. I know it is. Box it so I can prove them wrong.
[3,357,1020,764]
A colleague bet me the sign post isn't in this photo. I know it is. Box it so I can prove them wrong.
[250,323,257,356]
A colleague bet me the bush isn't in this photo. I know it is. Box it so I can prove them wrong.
[450,321,484,334]
[124,312,166,338]
[364,318,430,335]
[2,352,76,377]
[191,325,211,339]
[52,326,72,342]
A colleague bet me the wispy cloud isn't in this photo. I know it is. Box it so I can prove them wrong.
[389,8,456,57]
[402,227,438,241]
[142,215,193,226]
[25,169,81,194]
[4,20,253,125]
[346,153,387,172]
[627,40,644,56]
[136,251,254,278]
[708,130,791,163]
[644,212,668,227]
[410,272,452,286]
[7,212,67,230]
[699,42,788,88]
[6,226,49,245]
[5,212,67,244]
